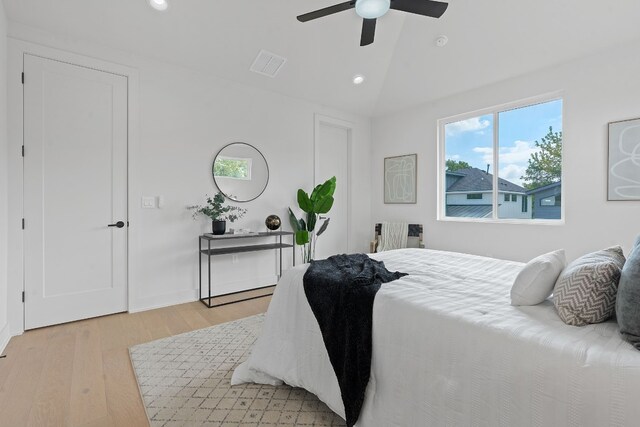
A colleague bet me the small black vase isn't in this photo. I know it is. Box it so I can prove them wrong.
[212,220,226,235]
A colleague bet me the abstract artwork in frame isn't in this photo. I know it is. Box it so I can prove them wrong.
[608,118,640,201]
[384,154,417,204]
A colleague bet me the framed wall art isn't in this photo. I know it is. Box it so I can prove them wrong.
[608,118,640,201]
[384,154,417,204]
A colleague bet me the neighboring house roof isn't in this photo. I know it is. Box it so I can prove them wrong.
[446,205,493,218]
[526,181,561,195]
[446,168,526,193]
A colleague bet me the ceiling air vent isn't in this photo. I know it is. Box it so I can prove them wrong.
[250,50,287,78]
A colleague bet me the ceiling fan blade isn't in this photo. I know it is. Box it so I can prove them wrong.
[297,1,356,22]
[390,0,448,18]
[360,18,376,46]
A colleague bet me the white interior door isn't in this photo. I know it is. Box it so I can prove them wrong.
[23,54,128,330]
[315,119,350,260]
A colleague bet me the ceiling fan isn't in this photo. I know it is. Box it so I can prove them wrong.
[297,0,449,47]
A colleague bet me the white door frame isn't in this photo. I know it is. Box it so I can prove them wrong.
[314,114,353,253]
[7,39,139,335]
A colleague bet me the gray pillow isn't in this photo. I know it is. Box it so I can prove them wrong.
[616,236,640,349]
[553,246,626,326]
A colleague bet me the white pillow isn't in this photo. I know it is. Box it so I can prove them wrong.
[511,249,566,306]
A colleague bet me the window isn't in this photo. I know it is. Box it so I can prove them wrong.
[213,156,252,180]
[441,96,563,222]
[540,195,561,207]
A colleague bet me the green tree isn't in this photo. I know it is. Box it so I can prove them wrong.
[446,159,471,172]
[521,126,562,190]
[213,158,249,179]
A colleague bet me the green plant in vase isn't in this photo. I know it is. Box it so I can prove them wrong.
[189,192,246,235]
[288,176,336,263]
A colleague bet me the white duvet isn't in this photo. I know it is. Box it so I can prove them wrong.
[232,249,640,426]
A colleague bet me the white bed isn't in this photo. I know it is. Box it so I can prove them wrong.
[232,248,640,426]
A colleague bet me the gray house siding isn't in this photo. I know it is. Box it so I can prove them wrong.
[528,182,562,219]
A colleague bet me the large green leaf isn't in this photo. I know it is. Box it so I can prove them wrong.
[309,183,323,202]
[313,195,334,214]
[288,207,301,231]
[312,176,336,202]
[306,212,317,232]
[297,189,313,213]
[295,230,309,245]
[316,218,330,236]
[288,208,306,232]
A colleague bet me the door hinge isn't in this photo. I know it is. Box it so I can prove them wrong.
[22,291,25,303]
[22,145,25,157]
[22,218,25,230]
[21,72,24,84]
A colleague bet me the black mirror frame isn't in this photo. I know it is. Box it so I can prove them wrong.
[212,142,270,203]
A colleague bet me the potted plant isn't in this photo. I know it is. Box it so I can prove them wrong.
[288,176,336,263]
[189,192,247,235]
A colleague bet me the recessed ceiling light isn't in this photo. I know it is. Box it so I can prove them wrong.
[353,74,365,85]
[148,0,169,11]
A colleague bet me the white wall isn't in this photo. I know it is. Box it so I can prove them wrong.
[6,24,372,332]
[0,1,9,351]
[372,38,640,262]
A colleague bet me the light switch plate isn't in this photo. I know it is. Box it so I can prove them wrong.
[142,196,156,209]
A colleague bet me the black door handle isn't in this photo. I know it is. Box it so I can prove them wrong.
[108,221,125,228]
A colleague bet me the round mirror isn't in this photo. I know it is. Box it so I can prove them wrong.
[212,142,269,202]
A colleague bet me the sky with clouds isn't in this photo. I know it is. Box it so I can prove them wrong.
[445,99,563,186]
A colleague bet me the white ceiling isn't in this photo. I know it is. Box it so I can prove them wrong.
[3,0,640,116]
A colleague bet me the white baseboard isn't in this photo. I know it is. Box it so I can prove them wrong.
[129,275,279,313]
[0,323,11,355]
[129,289,199,313]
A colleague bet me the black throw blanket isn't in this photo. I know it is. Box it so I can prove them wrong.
[303,253,408,427]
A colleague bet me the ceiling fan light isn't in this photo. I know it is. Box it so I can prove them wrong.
[355,0,391,19]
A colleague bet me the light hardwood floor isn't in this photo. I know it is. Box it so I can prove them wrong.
[0,290,273,427]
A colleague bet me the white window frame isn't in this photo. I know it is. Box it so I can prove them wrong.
[437,92,565,225]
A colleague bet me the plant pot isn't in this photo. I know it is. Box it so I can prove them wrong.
[212,220,226,235]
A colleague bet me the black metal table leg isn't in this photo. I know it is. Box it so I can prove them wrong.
[198,232,293,308]
[208,238,212,307]
[279,233,283,278]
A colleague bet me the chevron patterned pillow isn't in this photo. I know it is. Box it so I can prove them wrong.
[553,246,626,326]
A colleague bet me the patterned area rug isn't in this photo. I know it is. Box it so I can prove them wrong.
[129,314,346,427]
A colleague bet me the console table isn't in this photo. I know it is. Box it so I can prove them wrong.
[198,231,295,308]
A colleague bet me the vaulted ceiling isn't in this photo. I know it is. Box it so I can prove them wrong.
[3,0,640,116]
